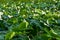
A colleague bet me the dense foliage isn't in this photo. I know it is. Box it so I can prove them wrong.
[0,0,60,40]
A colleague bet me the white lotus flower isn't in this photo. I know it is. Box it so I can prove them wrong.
[8,15,13,18]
